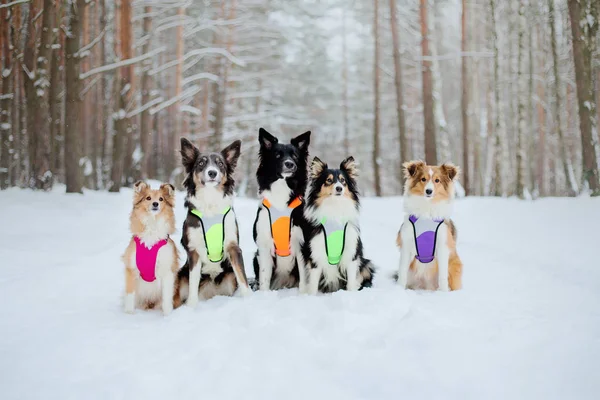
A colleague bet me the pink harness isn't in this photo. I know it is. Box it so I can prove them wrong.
[134,237,168,282]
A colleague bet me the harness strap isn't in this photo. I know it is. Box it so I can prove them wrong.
[262,197,302,257]
[190,206,231,263]
[320,217,347,265]
[134,236,169,282]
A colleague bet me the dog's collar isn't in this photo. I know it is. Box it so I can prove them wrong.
[262,196,302,210]
[408,215,444,264]
[189,207,231,262]
[134,236,169,282]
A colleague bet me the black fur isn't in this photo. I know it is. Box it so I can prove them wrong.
[252,128,311,290]
[293,157,375,293]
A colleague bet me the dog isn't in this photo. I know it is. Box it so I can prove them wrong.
[122,181,179,315]
[291,156,375,294]
[173,138,251,308]
[252,128,311,291]
[396,160,463,291]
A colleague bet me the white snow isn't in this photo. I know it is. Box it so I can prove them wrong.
[0,187,599,399]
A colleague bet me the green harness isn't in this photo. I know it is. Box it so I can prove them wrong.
[190,206,231,263]
[320,217,348,265]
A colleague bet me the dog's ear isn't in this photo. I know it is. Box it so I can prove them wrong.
[259,128,278,150]
[160,183,175,199]
[402,160,425,179]
[340,156,358,180]
[310,156,327,179]
[221,140,242,171]
[291,131,311,152]
[180,138,199,171]
[134,180,149,194]
[441,163,460,181]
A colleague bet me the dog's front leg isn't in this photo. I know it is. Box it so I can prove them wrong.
[397,224,414,289]
[257,249,274,291]
[343,225,360,291]
[291,226,307,294]
[161,272,175,315]
[124,267,136,314]
[436,226,450,292]
[307,261,322,295]
[187,251,202,307]
[227,244,251,296]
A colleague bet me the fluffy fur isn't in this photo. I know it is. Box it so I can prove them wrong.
[396,160,463,291]
[122,181,179,315]
[173,138,251,308]
[252,128,311,291]
[292,156,375,294]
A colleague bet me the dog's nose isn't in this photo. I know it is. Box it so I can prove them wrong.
[425,189,433,195]
[208,170,217,179]
[152,202,159,208]
[284,161,295,169]
[336,186,343,193]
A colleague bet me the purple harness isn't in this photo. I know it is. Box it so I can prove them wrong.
[408,215,444,264]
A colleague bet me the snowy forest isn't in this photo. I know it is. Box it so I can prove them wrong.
[0,0,598,198]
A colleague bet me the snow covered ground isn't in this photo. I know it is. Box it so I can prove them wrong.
[0,185,599,399]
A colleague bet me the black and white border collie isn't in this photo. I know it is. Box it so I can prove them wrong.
[291,156,375,294]
[173,138,250,308]
[252,128,311,291]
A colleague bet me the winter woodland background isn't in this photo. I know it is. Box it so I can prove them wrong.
[0,0,599,198]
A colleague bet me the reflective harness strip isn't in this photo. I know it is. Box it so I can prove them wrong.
[408,215,444,264]
[134,236,168,282]
[262,197,302,257]
[190,207,231,263]
[320,217,347,265]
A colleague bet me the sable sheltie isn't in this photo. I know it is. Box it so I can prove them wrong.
[396,160,463,291]
[291,156,375,294]
[252,128,311,291]
[173,138,251,308]
[122,181,179,315]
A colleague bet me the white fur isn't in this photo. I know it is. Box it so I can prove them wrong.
[261,178,292,209]
[304,195,359,226]
[124,293,135,314]
[435,225,450,291]
[188,185,232,217]
[136,214,172,247]
[291,225,307,293]
[397,217,417,289]
[403,195,452,220]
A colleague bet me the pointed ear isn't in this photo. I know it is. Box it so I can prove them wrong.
[402,160,425,179]
[340,156,358,179]
[160,183,175,199]
[134,180,149,193]
[221,140,242,170]
[441,163,460,181]
[180,138,199,171]
[310,156,327,179]
[291,131,311,151]
[258,128,278,150]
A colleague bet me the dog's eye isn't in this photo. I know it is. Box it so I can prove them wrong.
[276,152,282,159]
[218,162,224,168]
[159,197,163,202]
[340,178,346,184]
[421,178,427,182]
[146,196,151,201]
[326,178,333,184]
[435,179,440,183]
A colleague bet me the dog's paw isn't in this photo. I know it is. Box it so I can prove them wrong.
[347,282,360,292]
[438,283,450,292]
[124,294,135,314]
[162,304,173,316]
[238,286,252,297]
[187,295,199,308]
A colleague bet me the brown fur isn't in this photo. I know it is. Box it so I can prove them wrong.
[227,243,249,289]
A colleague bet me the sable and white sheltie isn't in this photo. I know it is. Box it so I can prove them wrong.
[173,138,251,308]
[292,156,375,294]
[122,181,179,315]
[252,128,311,291]
[396,160,463,291]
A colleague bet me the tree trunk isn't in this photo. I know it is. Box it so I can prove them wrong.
[372,0,382,196]
[11,5,22,186]
[140,5,153,179]
[515,0,526,198]
[389,0,408,192]
[0,0,11,189]
[22,0,38,187]
[98,0,108,187]
[535,26,546,196]
[65,0,86,193]
[461,0,470,195]
[109,0,134,192]
[568,0,600,195]
[49,0,64,181]
[490,0,503,196]
[420,0,437,164]
[342,7,350,157]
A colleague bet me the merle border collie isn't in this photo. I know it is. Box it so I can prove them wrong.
[173,138,251,308]
[396,160,463,291]
[291,156,375,294]
[252,128,311,291]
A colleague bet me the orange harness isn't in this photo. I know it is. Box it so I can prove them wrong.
[262,197,303,257]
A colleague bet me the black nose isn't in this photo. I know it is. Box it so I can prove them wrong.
[208,170,217,179]
[336,186,343,193]
[425,189,433,195]
[152,202,159,207]
[284,161,295,169]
